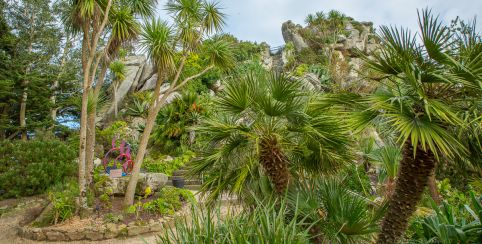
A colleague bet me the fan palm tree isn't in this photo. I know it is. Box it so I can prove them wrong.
[287,177,387,243]
[314,10,481,242]
[189,71,352,203]
[123,0,235,206]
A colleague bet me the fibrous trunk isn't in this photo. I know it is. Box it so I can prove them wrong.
[259,135,290,193]
[377,141,436,243]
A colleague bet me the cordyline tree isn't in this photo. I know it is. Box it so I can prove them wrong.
[318,9,481,243]
[64,0,156,212]
[123,0,235,206]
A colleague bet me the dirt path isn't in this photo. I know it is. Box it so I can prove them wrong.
[0,193,239,244]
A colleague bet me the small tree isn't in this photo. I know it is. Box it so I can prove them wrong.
[109,60,126,118]
[123,0,235,206]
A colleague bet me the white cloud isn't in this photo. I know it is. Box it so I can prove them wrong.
[156,0,482,46]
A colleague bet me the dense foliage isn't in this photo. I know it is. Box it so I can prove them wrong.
[0,1,480,243]
[0,139,77,199]
[158,198,312,243]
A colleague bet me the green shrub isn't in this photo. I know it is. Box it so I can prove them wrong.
[340,163,371,196]
[104,213,124,223]
[48,180,78,224]
[287,178,385,243]
[0,139,77,199]
[409,192,482,243]
[143,152,194,175]
[142,187,194,216]
[158,198,311,243]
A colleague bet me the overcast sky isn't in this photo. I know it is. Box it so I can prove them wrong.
[156,0,482,46]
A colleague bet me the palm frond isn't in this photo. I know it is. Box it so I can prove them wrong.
[140,18,175,72]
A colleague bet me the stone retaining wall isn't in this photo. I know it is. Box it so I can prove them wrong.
[18,206,189,242]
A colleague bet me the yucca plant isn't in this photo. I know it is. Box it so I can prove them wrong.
[189,70,353,203]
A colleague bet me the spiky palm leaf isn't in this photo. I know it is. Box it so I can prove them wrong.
[140,19,176,72]
[201,38,235,69]
[287,177,386,243]
[355,9,480,243]
[189,71,352,203]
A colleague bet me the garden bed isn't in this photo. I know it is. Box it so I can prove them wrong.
[18,204,189,241]
[17,186,194,241]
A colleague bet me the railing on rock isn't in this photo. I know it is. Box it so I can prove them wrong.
[269,45,285,55]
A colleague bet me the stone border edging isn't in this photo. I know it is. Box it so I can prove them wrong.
[18,205,189,242]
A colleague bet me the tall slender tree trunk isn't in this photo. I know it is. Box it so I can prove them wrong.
[113,81,118,118]
[85,64,108,188]
[19,85,29,141]
[77,0,112,215]
[124,75,168,207]
[50,35,71,129]
[123,56,210,207]
[377,141,436,243]
[20,11,35,141]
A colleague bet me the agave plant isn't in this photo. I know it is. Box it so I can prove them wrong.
[414,192,482,243]
[189,71,353,203]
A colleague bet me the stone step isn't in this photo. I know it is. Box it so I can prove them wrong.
[168,176,201,181]
[166,179,202,186]
[172,169,189,176]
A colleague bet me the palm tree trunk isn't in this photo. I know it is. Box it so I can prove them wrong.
[377,141,436,243]
[259,135,290,193]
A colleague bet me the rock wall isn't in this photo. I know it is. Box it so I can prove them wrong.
[100,56,181,124]
[263,19,380,91]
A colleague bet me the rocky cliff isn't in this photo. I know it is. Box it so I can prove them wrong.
[101,17,379,124]
[263,18,379,91]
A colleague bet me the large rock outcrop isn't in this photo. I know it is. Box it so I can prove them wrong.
[100,56,181,123]
[264,19,380,90]
[281,20,309,52]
